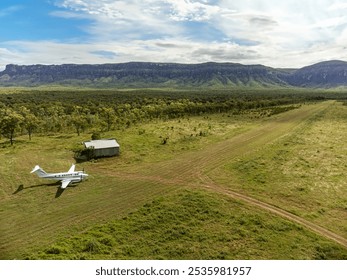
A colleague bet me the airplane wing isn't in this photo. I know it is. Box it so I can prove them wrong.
[61,180,72,189]
[68,164,75,173]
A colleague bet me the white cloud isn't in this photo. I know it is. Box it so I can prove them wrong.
[166,0,220,21]
[54,0,347,59]
[55,0,180,39]
[49,10,91,19]
[2,0,347,68]
[328,1,347,11]
[0,38,260,68]
[0,47,23,70]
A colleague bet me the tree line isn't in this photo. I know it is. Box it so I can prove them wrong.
[0,88,338,145]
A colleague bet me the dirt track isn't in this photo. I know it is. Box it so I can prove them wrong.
[182,102,347,249]
[121,101,347,249]
[201,174,347,249]
[97,101,347,249]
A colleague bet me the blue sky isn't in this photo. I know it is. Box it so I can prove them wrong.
[1,0,347,69]
[0,1,91,41]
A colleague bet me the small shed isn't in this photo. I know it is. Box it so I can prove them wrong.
[83,138,120,158]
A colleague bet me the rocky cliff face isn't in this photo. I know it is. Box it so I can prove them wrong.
[284,60,347,87]
[0,60,346,88]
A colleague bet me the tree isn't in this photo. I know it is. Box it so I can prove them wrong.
[0,108,24,145]
[71,114,88,136]
[99,107,116,131]
[70,106,89,136]
[19,106,39,140]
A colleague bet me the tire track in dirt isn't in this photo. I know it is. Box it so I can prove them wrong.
[130,101,330,182]
[198,172,347,249]
[101,101,347,249]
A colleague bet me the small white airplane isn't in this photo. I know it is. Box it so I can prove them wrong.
[31,164,88,189]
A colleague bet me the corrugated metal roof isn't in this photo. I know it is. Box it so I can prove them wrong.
[84,139,120,149]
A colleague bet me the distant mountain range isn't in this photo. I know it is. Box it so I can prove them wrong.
[1,60,347,88]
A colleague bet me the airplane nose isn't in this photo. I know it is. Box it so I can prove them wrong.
[80,174,88,181]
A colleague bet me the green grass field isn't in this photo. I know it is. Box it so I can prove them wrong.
[1,100,347,259]
[211,101,347,238]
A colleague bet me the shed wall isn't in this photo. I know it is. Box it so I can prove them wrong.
[94,147,119,157]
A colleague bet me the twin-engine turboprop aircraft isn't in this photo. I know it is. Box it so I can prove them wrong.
[30,164,88,189]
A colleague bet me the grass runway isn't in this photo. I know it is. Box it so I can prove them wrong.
[1,101,347,259]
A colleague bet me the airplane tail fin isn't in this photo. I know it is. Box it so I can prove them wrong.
[30,165,47,177]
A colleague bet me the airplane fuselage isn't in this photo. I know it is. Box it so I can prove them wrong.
[31,164,88,189]
[41,171,87,183]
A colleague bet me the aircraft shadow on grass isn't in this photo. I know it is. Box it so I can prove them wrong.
[12,182,69,198]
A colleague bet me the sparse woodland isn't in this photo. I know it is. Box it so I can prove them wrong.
[0,88,339,144]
